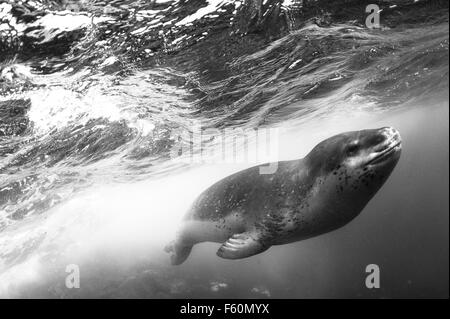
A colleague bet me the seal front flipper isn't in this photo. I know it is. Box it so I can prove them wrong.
[217,232,270,260]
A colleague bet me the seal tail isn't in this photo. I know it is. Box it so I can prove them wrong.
[165,241,193,266]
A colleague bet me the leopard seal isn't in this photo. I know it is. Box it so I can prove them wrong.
[166,127,402,265]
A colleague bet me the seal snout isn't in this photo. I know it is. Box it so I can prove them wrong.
[366,127,402,165]
[379,127,402,150]
[372,127,402,151]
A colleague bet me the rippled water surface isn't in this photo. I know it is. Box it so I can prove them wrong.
[0,0,448,298]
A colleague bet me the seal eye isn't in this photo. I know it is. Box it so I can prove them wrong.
[346,143,359,155]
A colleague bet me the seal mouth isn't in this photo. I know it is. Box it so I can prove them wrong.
[367,141,402,165]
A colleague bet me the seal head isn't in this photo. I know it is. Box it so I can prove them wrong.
[305,127,402,216]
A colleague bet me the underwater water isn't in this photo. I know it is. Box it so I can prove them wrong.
[0,0,448,298]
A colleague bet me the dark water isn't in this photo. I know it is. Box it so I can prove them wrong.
[0,0,448,298]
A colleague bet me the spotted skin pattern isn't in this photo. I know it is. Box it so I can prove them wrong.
[166,127,402,265]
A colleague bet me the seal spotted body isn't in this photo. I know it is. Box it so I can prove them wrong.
[166,127,402,265]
